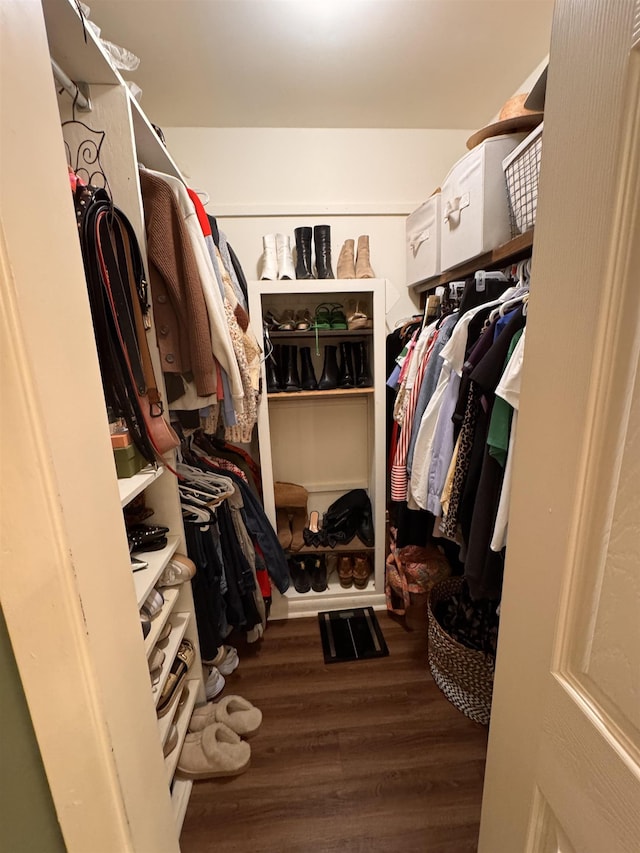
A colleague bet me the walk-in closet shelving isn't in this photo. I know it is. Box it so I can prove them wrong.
[248,279,387,618]
[411,228,535,293]
[0,1,207,848]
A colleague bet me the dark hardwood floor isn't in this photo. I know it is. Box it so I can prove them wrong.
[180,607,488,853]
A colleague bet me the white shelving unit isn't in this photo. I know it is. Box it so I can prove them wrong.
[118,465,164,507]
[248,279,387,619]
[0,2,206,849]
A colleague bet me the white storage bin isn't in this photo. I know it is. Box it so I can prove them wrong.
[440,134,524,270]
[406,193,441,284]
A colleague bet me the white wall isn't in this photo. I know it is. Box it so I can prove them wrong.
[163,127,472,328]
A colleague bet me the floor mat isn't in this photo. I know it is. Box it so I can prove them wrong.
[318,607,389,664]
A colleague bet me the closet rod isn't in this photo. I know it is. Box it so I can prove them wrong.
[51,58,92,112]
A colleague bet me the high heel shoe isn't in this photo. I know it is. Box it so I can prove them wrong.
[346,300,373,330]
[294,309,313,331]
[303,510,323,547]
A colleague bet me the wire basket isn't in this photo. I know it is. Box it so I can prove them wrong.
[427,577,495,725]
[503,122,543,237]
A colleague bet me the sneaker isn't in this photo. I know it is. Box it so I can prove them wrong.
[202,645,239,676]
[157,553,196,587]
[205,667,226,701]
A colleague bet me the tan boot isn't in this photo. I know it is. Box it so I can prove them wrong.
[289,507,307,552]
[355,235,374,278]
[337,238,355,279]
[276,508,292,550]
[274,481,308,509]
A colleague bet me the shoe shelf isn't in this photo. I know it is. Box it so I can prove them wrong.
[292,542,375,555]
[268,329,373,339]
[133,535,181,608]
[164,678,199,784]
[284,573,374,599]
[118,464,164,508]
[171,777,193,834]
[144,587,180,658]
[153,611,190,711]
[267,388,373,400]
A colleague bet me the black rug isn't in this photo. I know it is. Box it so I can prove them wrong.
[318,607,389,664]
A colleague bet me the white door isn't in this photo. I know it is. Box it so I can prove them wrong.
[479,1,640,851]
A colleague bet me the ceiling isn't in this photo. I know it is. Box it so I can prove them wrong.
[87,0,554,129]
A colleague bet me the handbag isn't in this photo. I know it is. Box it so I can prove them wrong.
[385,526,450,615]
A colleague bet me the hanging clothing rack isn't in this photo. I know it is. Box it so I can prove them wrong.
[51,57,92,112]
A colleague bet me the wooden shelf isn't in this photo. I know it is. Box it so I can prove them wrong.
[118,465,163,508]
[284,573,374,599]
[268,387,373,400]
[412,229,535,293]
[268,329,373,339]
[291,540,374,555]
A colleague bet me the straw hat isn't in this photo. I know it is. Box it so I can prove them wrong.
[466,93,543,149]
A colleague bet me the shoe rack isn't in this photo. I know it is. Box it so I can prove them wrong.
[1,1,203,850]
[248,279,387,619]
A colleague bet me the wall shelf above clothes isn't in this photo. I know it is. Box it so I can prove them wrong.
[411,228,534,294]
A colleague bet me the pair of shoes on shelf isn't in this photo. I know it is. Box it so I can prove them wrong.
[346,299,373,330]
[267,344,318,393]
[337,236,375,279]
[264,309,314,332]
[337,553,372,589]
[313,302,348,330]
[288,555,327,593]
[260,234,296,281]
[317,341,372,390]
[293,225,334,279]
[177,696,262,780]
[163,685,192,757]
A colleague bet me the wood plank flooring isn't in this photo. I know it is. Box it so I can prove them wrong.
[180,608,488,853]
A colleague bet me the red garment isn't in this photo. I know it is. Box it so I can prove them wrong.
[186,188,212,237]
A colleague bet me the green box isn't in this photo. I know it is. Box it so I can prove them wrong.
[113,444,146,478]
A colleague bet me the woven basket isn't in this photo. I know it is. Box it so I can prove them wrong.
[427,577,495,725]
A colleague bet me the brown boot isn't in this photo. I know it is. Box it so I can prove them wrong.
[276,508,292,550]
[355,235,374,279]
[337,555,353,588]
[353,554,371,589]
[337,238,355,279]
[289,507,307,552]
[274,481,308,509]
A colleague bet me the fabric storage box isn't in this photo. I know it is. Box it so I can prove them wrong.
[502,122,544,236]
[113,444,146,478]
[406,192,441,284]
[440,134,524,271]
